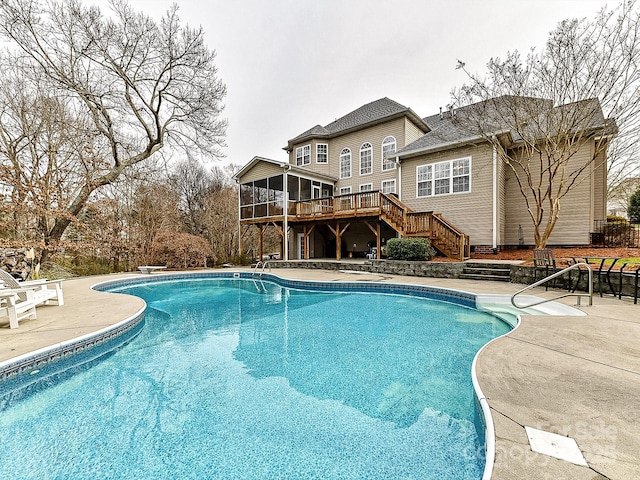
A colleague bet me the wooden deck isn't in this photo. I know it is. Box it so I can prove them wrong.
[240,192,470,260]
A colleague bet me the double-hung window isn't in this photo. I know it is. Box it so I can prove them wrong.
[417,165,433,197]
[382,136,396,171]
[340,148,352,179]
[434,162,450,195]
[416,157,471,198]
[316,144,328,164]
[452,158,470,193]
[296,145,310,166]
[360,142,373,175]
[381,179,396,195]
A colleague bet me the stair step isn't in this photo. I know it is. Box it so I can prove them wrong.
[459,273,511,282]
[462,267,511,276]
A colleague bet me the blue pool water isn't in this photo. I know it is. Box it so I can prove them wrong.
[0,277,510,479]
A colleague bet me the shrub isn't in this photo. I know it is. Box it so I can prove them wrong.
[607,214,628,223]
[385,237,436,261]
[629,187,640,222]
[150,230,214,268]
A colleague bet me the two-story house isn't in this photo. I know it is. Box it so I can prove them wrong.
[234,97,610,261]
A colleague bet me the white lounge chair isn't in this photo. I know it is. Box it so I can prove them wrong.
[0,269,64,306]
[0,288,38,329]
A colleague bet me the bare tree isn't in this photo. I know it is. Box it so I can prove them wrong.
[452,0,640,248]
[0,0,226,262]
[0,60,94,245]
[203,185,239,263]
[167,157,226,236]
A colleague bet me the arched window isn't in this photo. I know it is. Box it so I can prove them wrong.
[360,142,373,175]
[382,136,396,171]
[340,148,351,179]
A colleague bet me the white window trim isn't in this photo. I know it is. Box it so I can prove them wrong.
[296,144,311,166]
[340,148,352,179]
[339,186,352,194]
[359,183,373,192]
[382,136,397,171]
[359,142,373,176]
[416,156,471,198]
[316,143,328,164]
[381,179,396,194]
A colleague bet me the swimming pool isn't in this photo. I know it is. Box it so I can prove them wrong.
[0,273,511,479]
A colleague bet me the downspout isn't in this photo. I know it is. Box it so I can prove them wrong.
[396,155,402,239]
[283,164,291,261]
[396,156,401,198]
[492,141,498,253]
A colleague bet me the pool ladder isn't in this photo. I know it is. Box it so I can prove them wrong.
[252,261,271,277]
[511,262,593,308]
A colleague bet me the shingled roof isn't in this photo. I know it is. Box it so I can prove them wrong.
[396,96,613,158]
[286,97,429,150]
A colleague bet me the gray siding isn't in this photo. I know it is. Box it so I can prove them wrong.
[238,162,283,184]
[404,118,424,145]
[401,144,495,246]
[503,142,596,246]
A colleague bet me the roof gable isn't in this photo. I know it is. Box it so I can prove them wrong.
[287,97,429,149]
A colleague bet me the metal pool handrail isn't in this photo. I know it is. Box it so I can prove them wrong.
[252,261,272,277]
[511,263,593,308]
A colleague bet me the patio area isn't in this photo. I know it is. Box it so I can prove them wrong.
[1,267,638,480]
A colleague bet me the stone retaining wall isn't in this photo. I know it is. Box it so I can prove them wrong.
[267,260,466,278]
[267,260,639,301]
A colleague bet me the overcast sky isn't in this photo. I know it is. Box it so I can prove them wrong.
[126,0,611,169]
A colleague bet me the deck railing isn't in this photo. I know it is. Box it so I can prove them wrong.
[295,192,381,218]
[431,214,470,260]
[380,193,407,231]
[281,191,471,260]
[405,211,433,235]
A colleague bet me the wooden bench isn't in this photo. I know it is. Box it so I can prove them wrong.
[138,266,167,274]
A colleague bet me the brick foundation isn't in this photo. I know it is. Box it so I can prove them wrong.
[472,245,505,254]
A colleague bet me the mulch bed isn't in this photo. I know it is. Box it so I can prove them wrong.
[469,246,640,269]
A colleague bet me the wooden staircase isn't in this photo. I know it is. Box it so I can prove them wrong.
[291,192,470,261]
[379,193,470,261]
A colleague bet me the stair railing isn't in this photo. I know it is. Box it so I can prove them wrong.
[511,263,593,308]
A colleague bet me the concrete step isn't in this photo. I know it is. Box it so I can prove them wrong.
[459,273,511,282]
[462,267,511,277]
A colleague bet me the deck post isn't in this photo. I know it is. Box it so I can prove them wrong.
[258,224,265,261]
[304,224,308,259]
[364,220,381,260]
[269,222,285,260]
[327,223,340,260]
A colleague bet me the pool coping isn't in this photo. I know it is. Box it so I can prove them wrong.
[1,268,638,479]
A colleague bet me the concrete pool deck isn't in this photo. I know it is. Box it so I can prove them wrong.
[1,267,638,480]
